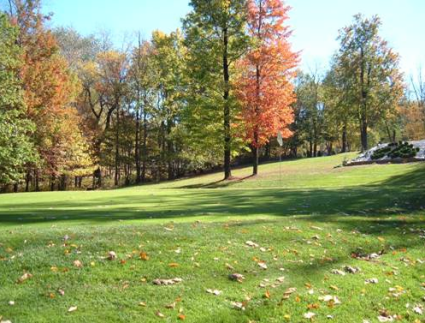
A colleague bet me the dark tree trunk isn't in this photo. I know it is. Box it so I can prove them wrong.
[142,109,148,182]
[35,170,40,192]
[60,175,67,191]
[264,142,270,160]
[360,119,368,152]
[359,46,368,152]
[50,175,55,191]
[114,104,120,186]
[223,26,232,180]
[13,183,18,193]
[25,171,31,192]
[342,123,348,153]
[327,142,333,156]
[252,146,259,175]
[135,102,141,184]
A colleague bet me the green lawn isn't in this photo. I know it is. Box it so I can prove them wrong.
[0,154,424,322]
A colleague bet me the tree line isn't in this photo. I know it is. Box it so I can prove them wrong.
[0,0,424,193]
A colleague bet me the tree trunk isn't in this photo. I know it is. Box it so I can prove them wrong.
[50,175,55,191]
[252,146,259,175]
[114,104,120,186]
[360,119,368,152]
[264,142,270,160]
[135,102,141,184]
[142,109,148,182]
[25,171,31,192]
[223,26,232,180]
[359,46,368,152]
[342,123,348,153]
[35,170,40,192]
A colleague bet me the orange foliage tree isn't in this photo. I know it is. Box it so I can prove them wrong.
[236,0,298,175]
[10,0,93,190]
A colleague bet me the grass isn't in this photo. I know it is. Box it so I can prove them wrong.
[0,154,424,322]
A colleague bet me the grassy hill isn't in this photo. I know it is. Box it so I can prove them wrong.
[0,154,424,322]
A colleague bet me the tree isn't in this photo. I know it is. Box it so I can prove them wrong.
[334,14,404,151]
[0,12,36,189]
[183,0,249,179]
[129,38,156,183]
[8,0,93,191]
[95,51,129,185]
[293,71,325,157]
[236,0,297,174]
[151,30,186,180]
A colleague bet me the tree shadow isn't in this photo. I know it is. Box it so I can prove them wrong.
[0,163,423,239]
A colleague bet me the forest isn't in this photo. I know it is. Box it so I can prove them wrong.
[0,0,424,193]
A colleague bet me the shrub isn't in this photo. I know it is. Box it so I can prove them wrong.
[371,142,419,160]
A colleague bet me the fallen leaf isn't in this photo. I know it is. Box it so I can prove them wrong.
[177,314,186,320]
[73,260,83,268]
[231,301,246,311]
[140,252,149,261]
[139,301,146,307]
[304,312,316,319]
[258,262,267,270]
[17,272,33,284]
[365,278,379,284]
[343,265,361,274]
[68,306,78,312]
[206,289,222,296]
[331,269,346,276]
[152,278,183,286]
[165,302,176,309]
[107,251,117,260]
[155,311,165,318]
[168,263,179,268]
[229,273,245,282]
[246,241,259,248]
[413,305,423,315]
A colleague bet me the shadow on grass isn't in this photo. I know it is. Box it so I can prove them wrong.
[0,163,424,235]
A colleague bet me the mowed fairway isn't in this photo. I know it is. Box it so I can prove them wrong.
[0,154,424,323]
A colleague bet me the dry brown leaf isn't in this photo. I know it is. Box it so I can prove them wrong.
[246,241,259,248]
[165,302,176,309]
[228,273,245,282]
[107,251,117,260]
[73,260,83,268]
[152,278,183,286]
[206,289,222,295]
[140,252,149,261]
[17,272,33,284]
[231,301,246,311]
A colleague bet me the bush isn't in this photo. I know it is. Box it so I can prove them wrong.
[371,142,419,160]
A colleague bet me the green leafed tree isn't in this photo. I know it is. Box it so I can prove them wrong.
[183,0,249,179]
[334,14,404,151]
[0,13,37,189]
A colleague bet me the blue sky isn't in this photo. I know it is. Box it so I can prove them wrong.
[42,0,424,77]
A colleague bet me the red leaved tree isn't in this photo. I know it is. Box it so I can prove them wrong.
[237,0,298,175]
